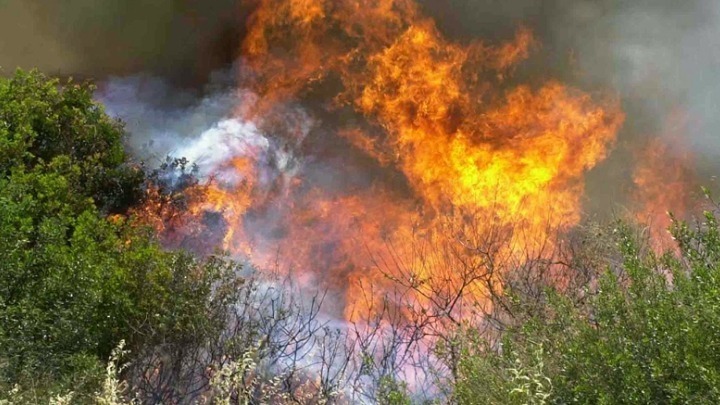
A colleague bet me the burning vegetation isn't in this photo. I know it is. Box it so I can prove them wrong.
[4,0,720,403]
[138,0,625,322]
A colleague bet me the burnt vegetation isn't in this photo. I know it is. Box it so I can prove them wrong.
[3,71,720,404]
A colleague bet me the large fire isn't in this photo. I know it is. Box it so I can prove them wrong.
[138,0,627,322]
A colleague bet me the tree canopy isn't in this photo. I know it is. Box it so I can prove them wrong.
[0,70,240,402]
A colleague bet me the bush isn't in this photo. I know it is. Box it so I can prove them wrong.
[457,209,720,404]
[0,70,243,402]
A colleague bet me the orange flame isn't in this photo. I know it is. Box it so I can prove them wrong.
[633,111,697,251]
[144,0,626,322]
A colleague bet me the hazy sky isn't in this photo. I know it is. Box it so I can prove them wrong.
[0,0,244,84]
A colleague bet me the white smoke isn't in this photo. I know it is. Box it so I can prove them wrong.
[99,74,243,165]
[564,0,720,161]
[174,118,268,184]
[98,70,311,189]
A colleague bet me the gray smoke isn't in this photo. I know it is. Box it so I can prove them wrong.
[556,0,720,154]
[553,0,720,203]
[99,71,241,164]
[0,0,244,85]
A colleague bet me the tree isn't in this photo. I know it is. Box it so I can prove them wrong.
[0,70,242,402]
[0,70,144,213]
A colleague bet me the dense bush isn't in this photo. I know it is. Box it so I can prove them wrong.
[0,71,242,402]
[456,210,720,404]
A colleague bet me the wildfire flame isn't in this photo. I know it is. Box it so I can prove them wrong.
[138,0,627,321]
[633,111,698,251]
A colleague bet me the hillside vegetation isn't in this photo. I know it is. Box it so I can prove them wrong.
[2,71,720,404]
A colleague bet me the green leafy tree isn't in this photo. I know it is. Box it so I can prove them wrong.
[0,70,144,213]
[0,70,242,402]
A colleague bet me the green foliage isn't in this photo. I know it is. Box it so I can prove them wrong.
[0,70,242,403]
[0,70,144,213]
[377,376,412,405]
[457,214,720,404]
[455,330,552,405]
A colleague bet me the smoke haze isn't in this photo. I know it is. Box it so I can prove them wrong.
[0,0,245,85]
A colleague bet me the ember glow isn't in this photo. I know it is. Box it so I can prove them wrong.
[138,0,629,321]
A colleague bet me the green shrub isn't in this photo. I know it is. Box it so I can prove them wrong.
[457,211,720,404]
[0,70,242,403]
